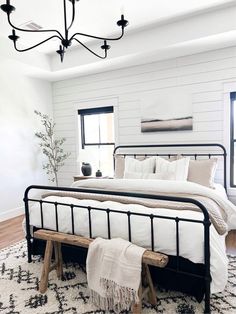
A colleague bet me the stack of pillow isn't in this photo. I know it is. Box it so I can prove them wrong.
[114,155,218,189]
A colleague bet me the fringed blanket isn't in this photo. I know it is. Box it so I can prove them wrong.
[86,237,145,313]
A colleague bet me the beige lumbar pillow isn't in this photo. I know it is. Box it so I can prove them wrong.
[187,158,217,188]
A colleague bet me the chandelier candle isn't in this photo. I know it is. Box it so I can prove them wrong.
[0,0,129,62]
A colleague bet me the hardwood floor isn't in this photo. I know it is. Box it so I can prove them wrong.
[0,215,25,249]
[226,230,236,255]
[0,215,235,255]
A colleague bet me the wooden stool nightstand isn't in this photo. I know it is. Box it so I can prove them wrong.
[73,175,113,182]
[73,175,95,182]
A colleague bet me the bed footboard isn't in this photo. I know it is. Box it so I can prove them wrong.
[24,184,211,314]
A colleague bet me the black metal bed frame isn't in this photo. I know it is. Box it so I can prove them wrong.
[24,143,227,314]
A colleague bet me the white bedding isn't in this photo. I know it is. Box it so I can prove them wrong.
[29,179,235,294]
[71,179,236,231]
[214,183,228,199]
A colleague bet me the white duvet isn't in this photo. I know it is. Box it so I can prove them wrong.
[29,179,236,294]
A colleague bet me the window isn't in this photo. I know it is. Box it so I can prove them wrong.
[78,106,114,176]
[230,92,236,186]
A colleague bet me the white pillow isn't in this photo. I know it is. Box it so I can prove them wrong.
[155,156,190,181]
[124,157,156,174]
[124,172,161,179]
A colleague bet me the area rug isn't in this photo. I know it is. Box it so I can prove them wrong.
[0,241,235,314]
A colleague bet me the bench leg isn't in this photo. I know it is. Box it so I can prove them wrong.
[39,240,53,293]
[54,242,63,279]
[132,284,142,314]
[144,264,157,305]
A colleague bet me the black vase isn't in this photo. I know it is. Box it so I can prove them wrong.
[81,162,92,176]
[96,169,102,177]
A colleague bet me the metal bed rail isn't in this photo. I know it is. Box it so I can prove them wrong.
[24,185,211,313]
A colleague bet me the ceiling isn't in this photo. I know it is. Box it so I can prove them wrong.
[1,0,236,80]
[0,0,232,54]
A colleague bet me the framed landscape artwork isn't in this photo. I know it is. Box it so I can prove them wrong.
[141,89,193,132]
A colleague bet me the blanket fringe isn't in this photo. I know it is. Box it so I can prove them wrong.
[89,278,139,313]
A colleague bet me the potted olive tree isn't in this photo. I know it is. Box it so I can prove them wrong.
[35,110,70,186]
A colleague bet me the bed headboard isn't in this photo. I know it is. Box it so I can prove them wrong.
[113,143,227,190]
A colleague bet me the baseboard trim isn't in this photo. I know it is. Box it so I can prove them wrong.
[0,206,24,222]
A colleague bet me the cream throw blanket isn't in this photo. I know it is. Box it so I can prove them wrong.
[86,237,146,313]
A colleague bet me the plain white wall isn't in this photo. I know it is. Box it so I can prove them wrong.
[0,59,53,221]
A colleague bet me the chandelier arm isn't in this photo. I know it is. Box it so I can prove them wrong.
[73,38,107,59]
[1,1,128,62]
[7,13,64,39]
[12,35,61,52]
[69,27,124,42]
[67,0,76,31]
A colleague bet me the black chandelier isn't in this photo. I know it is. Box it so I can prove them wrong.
[0,0,129,62]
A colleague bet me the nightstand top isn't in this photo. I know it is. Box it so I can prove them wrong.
[73,175,113,182]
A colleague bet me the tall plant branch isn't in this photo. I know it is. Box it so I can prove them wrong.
[34,110,70,186]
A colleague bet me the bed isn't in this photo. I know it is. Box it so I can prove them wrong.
[24,143,236,314]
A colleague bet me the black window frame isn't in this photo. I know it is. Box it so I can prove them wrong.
[78,106,114,149]
[230,92,236,187]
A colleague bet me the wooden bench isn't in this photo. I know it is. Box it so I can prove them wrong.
[34,229,168,314]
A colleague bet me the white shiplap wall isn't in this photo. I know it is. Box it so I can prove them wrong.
[52,46,236,200]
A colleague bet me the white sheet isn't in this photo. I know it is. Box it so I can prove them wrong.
[29,194,228,294]
[214,183,228,199]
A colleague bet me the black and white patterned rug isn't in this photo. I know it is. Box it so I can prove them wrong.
[0,241,235,314]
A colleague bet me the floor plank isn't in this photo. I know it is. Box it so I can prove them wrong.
[0,215,25,249]
[0,215,235,255]
[226,230,236,255]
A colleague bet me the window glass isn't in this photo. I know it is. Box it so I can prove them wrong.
[83,112,114,144]
[100,113,114,143]
[78,107,114,177]
[84,115,100,144]
[230,93,236,186]
[233,142,236,185]
[81,145,114,177]
[234,102,236,139]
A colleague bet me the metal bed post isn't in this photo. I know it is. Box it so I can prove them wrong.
[204,218,211,314]
[23,186,33,263]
